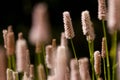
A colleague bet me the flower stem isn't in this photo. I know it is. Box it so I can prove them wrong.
[111,31,117,80]
[8,56,12,69]
[102,20,111,80]
[11,54,16,70]
[18,72,23,80]
[8,55,16,70]
[42,44,48,77]
[70,39,77,60]
[88,41,95,80]
[103,58,107,80]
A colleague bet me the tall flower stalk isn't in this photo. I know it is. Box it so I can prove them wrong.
[102,20,111,80]
[97,0,111,79]
[94,51,101,79]
[81,10,95,80]
[101,37,107,80]
[108,0,120,79]
[63,11,77,60]
[110,31,117,80]
[3,26,16,71]
[29,3,51,79]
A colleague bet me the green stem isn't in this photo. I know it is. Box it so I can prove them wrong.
[34,57,38,80]
[112,31,117,80]
[102,20,111,80]
[96,75,100,80]
[8,55,16,70]
[88,41,95,80]
[42,44,48,77]
[18,72,23,80]
[8,56,12,69]
[15,72,19,80]
[70,39,77,60]
[103,58,107,80]
[11,54,16,70]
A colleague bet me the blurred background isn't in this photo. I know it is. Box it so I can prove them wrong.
[0,0,115,58]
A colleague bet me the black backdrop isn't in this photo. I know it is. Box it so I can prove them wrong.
[0,0,112,58]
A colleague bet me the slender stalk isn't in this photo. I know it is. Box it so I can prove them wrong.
[14,72,19,80]
[8,54,16,70]
[103,58,107,80]
[18,72,23,80]
[35,50,42,80]
[8,56,12,69]
[102,20,111,80]
[35,51,41,80]
[111,31,117,80]
[96,75,100,80]
[11,55,16,70]
[42,44,48,76]
[37,54,41,65]
[34,55,38,80]
[70,39,77,60]
[88,41,95,80]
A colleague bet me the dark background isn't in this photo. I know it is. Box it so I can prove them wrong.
[0,0,115,58]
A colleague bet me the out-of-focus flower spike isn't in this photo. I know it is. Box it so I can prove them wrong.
[16,32,28,72]
[29,3,51,45]
[7,25,13,32]
[108,0,120,33]
[2,29,8,48]
[22,72,29,80]
[45,45,54,69]
[29,65,34,80]
[98,77,103,80]
[13,72,19,80]
[7,68,13,80]
[0,47,7,80]
[47,75,55,80]
[6,25,15,56]
[37,64,46,80]
[65,67,70,80]
[60,32,68,47]
[55,46,68,80]
[70,59,80,80]
[52,39,57,50]
[79,57,91,80]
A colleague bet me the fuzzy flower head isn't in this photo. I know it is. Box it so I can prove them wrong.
[94,51,101,75]
[2,29,7,48]
[63,11,75,39]
[13,72,19,80]
[16,32,28,72]
[60,32,68,47]
[79,57,91,80]
[108,0,120,33]
[98,0,107,20]
[81,10,95,42]
[29,3,51,45]
[6,68,13,80]
[45,45,54,69]
[55,46,68,80]
[70,59,80,80]
[101,37,106,58]
[0,47,7,80]
[6,25,15,56]
[37,64,46,80]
